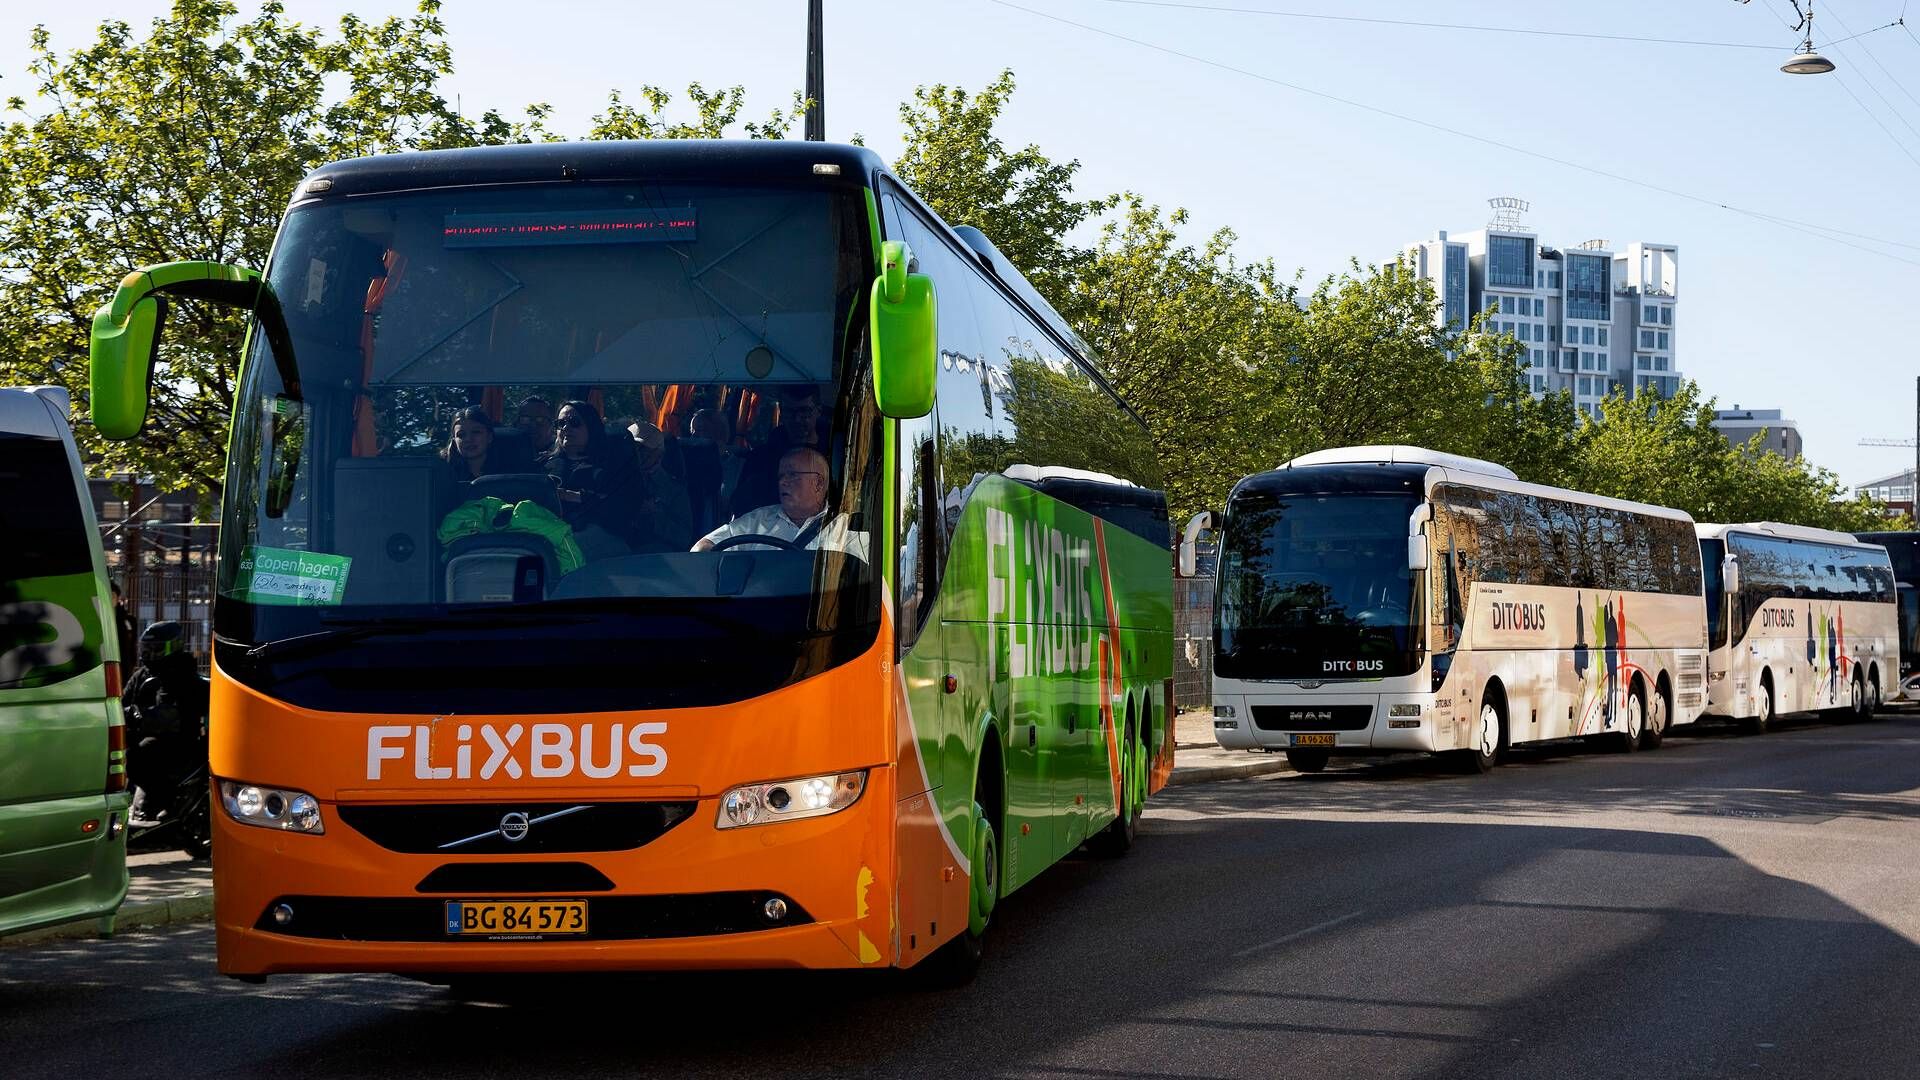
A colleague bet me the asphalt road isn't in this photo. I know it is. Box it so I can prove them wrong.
[6,711,1920,1079]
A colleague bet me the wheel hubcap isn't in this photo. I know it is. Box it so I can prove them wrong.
[1627,694,1644,738]
[1478,705,1498,757]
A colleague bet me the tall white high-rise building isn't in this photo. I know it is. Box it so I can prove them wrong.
[1405,201,1680,417]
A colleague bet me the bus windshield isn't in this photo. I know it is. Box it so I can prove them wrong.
[215,180,882,714]
[1215,492,1422,679]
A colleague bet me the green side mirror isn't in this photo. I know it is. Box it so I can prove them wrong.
[871,241,936,420]
[88,261,275,440]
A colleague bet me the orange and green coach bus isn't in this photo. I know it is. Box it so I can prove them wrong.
[87,141,1172,983]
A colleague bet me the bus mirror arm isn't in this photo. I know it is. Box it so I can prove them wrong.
[89,261,299,440]
[1179,511,1215,578]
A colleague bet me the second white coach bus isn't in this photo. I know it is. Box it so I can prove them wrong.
[1697,522,1901,731]
[1185,447,1708,774]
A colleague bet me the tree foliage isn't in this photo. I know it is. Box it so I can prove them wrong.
[0,1,798,506]
[0,23,1898,534]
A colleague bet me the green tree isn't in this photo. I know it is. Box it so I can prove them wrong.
[0,1,796,504]
[892,69,1113,313]
[1067,198,1295,517]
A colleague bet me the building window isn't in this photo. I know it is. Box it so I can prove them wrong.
[1501,296,1514,314]
[1655,356,1669,372]
[1597,328,1608,347]
[1550,271,1561,288]
[1533,374,1548,392]
[1489,235,1535,288]
[1502,321,1513,336]
[1660,307,1672,325]
[1444,245,1467,331]
[1579,325,1593,345]
[1564,253,1610,320]
[1549,325,1558,342]
[1563,349,1576,368]
[1636,354,1651,370]
[1640,330,1656,348]
[1531,349,1543,367]
[1533,298,1544,317]
[1537,271,1545,287]
[1644,304,1657,322]
[1657,332,1669,349]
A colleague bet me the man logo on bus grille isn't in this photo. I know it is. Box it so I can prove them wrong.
[498,812,530,842]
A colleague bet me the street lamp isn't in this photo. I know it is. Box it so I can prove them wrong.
[1780,0,1836,75]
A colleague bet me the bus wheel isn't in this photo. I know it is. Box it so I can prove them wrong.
[1285,749,1330,774]
[1613,685,1646,753]
[1639,678,1669,751]
[1089,717,1141,857]
[1453,700,1503,774]
[1867,670,1883,717]
[1743,676,1774,735]
[1847,671,1870,722]
[918,801,995,988]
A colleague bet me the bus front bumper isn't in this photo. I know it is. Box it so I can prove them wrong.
[212,772,903,977]
[1211,693,1442,754]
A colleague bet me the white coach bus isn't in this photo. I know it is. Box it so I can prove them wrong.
[1697,522,1900,732]
[1183,447,1708,774]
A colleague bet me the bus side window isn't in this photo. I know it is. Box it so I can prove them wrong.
[897,413,944,652]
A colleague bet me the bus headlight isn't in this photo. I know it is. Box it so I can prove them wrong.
[219,780,325,834]
[716,771,866,830]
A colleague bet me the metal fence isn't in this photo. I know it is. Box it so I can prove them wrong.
[1173,576,1213,710]
[108,524,219,672]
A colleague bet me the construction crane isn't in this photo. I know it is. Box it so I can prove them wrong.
[1861,438,1917,448]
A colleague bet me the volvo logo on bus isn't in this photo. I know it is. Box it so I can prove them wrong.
[498,812,530,842]
[1323,660,1385,674]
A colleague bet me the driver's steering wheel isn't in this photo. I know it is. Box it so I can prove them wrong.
[708,533,802,552]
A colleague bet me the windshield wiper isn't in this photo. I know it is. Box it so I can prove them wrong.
[237,609,594,663]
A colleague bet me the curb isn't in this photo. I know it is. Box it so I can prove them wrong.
[3,893,214,948]
[1167,755,1294,786]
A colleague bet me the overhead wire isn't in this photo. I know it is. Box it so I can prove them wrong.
[985,0,1920,269]
[1820,1,1920,113]
[1757,0,1920,175]
[1083,0,1785,50]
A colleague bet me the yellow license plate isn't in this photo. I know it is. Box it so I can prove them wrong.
[445,900,588,937]
[1289,733,1337,747]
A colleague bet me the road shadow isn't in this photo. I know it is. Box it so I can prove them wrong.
[1168,713,1920,826]
[3,802,1919,1079]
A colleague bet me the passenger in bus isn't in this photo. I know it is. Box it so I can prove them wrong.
[514,395,556,457]
[694,447,866,561]
[543,400,641,560]
[624,420,694,552]
[730,386,826,518]
[441,406,530,481]
[682,407,740,534]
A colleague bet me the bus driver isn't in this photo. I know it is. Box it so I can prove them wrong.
[693,446,866,561]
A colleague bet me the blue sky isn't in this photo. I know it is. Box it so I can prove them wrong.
[5,0,1917,487]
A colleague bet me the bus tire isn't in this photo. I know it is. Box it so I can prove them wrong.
[1743,674,1774,735]
[1640,676,1670,751]
[1867,667,1883,716]
[1088,705,1141,857]
[917,799,996,988]
[1612,683,1646,753]
[1452,695,1504,774]
[1847,671,1870,722]
[1285,749,1330,774]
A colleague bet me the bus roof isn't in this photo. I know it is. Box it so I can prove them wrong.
[1281,445,1517,479]
[0,386,71,438]
[1247,445,1695,524]
[1697,521,1883,547]
[296,140,886,201]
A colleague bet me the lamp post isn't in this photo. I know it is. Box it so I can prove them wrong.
[805,0,825,141]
